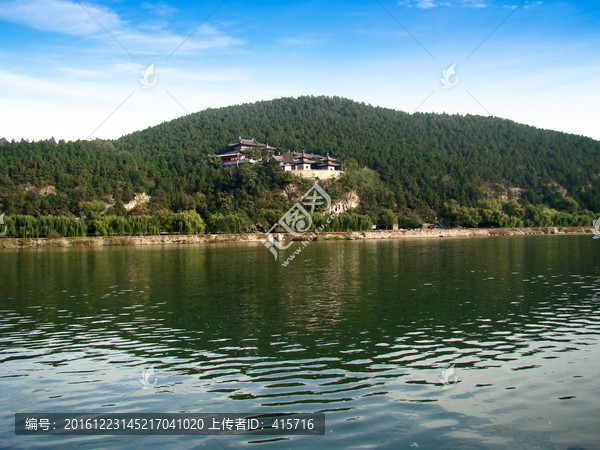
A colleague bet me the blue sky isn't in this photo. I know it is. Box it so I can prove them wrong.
[0,0,598,141]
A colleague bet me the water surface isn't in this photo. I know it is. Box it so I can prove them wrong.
[1,235,599,448]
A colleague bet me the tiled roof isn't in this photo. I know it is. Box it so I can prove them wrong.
[227,137,276,149]
[288,151,337,161]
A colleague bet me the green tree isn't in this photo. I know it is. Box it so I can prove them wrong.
[79,200,105,219]
[172,210,206,234]
[398,212,422,229]
[377,209,397,230]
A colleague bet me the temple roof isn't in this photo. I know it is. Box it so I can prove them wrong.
[289,151,319,159]
[227,137,276,150]
[296,152,316,163]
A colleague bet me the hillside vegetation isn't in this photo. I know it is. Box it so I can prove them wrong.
[0,96,597,237]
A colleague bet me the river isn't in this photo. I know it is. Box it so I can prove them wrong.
[1,235,599,448]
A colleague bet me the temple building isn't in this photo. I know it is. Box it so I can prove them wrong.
[214,137,342,176]
[272,151,339,172]
[317,153,339,172]
[227,137,277,152]
[295,152,314,171]
[214,148,257,168]
[214,137,275,168]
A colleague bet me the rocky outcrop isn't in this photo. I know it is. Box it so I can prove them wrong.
[124,192,151,211]
[295,170,344,181]
[19,184,57,196]
[325,190,360,215]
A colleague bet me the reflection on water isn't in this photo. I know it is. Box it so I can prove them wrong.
[1,235,600,448]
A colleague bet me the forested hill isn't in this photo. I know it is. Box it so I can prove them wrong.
[1,96,599,224]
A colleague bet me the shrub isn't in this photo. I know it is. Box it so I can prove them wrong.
[207,213,251,233]
[398,212,422,229]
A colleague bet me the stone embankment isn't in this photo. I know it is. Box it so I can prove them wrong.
[0,227,590,249]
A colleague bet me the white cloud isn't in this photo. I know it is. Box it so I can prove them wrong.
[399,0,490,8]
[399,0,541,9]
[524,1,543,9]
[1,55,598,142]
[279,37,323,46]
[504,1,542,9]
[0,64,263,140]
[462,0,488,8]
[399,0,447,8]
[140,2,177,18]
[0,0,241,56]
[0,68,109,100]
[0,0,121,37]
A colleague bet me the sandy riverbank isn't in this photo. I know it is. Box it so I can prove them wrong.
[0,226,591,249]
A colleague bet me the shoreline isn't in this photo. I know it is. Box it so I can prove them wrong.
[0,226,591,249]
